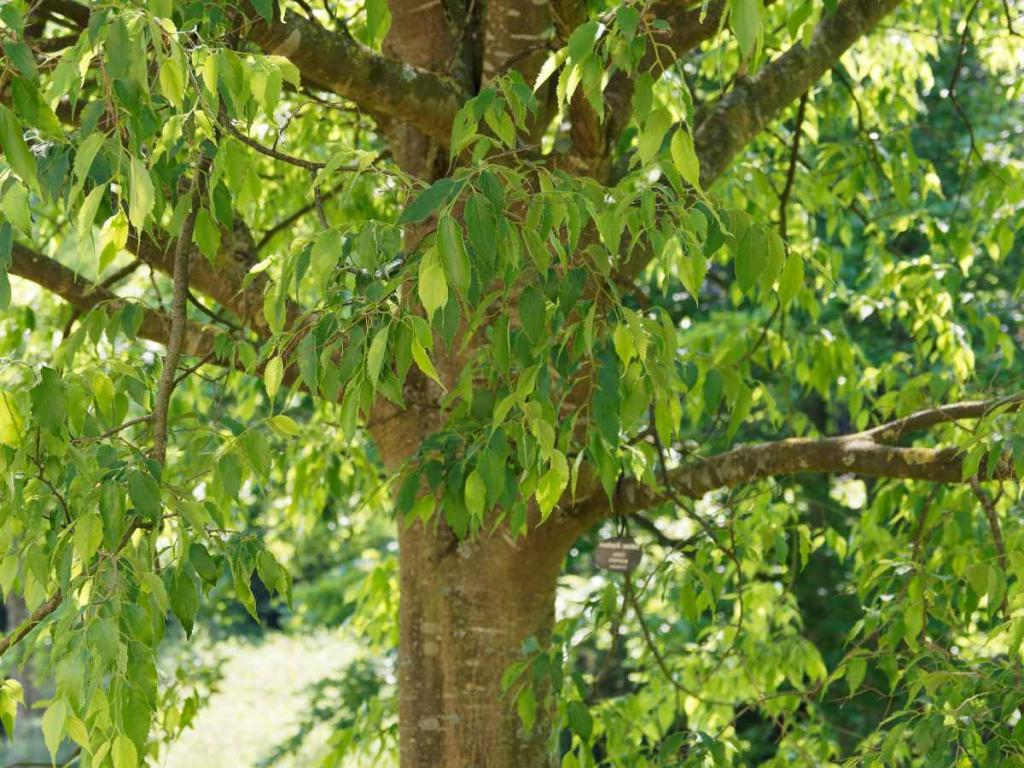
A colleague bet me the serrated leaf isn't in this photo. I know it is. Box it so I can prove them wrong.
[517,686,536,733]
[366,325,390,384]
[0,105,37,190]
[735,227,765,294]
[193,208,220,261]
[846,657,866,695]
[42,700,67,762]
[730,0,762,56]
[127,470,161,521]
[670,128,701,189]
[112,733,138,768]
[74,513,103,562]
[536,451,569,519]
[267,414,301,436]
[778,252,803,305]
[411,338,445,389]
[567,701,593,741]
[464,469,486,518]
[397,178,463,225]
[418,253,448,317]
[128,156,154,229]
[437,216,471,294]
[264,356,283,399]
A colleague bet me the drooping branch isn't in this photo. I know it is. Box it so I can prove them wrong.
[244,7,464,146]
[571,393,1022,526]
[9,242,217,356]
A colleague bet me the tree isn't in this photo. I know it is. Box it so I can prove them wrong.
[0,0,1022,765]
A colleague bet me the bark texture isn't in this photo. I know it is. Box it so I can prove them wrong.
[398,522,563,768]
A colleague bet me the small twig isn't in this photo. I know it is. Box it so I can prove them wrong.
[1003,0,1020,35]
[222,117,324,171]
[151,166,206,464]
[256,179,347,251]
[737,300,781,364]
[62,259,142,337]
[778,91,809,241]
[187,289,241,331]
[72,415,152,444]
[970,478,1008,615]
[173,353,216,387]
[313,174,329,228]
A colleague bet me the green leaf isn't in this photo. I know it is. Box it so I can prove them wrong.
[438,216,471,294]
[568,21,600,61]
[112,733,138,768]
[517,686,536,733]
[778,252,803,305]
[30,366,65,433]
[264,356,284,400]
[730,0,762,57]
[41,699,67,762]
[158,55,186,109]
[367,325,390,384]
[536,451,569,519]
[464,469,486,518]
[127,469,161,521]
[670,128,701,189]
[74,513,103,563]
[0,105,37,190]
[735,227,765,294]
[418,252,448,317]
[411,338,445,389]
[268,414,301,436]
[397,178,463,225]
[567,701,593,741]
[169,568,199,637]
[128,156,154,230]
[637,108,672,165]
[250,0,274,22]
[193,208,221,261]
[365,0,391,47]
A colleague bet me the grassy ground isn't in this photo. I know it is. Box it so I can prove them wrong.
[159,631,359,768]
[0,631,372,768]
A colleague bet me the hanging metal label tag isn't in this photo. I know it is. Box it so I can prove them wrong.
[595,536,642,572]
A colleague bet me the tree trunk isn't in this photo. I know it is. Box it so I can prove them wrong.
[398,520,566,767]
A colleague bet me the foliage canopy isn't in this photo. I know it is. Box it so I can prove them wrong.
[1,0,1023,765]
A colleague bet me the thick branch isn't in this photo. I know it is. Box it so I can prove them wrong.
[572,393,1021,526]
[245,7,463,145]
[693,0,903,187]
[9,242,217,356]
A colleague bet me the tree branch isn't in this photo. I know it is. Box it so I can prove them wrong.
[572,393,1022,526]
[244,6,464,145]
[693,0,903,188]
[9,243,217,356]
[150,171,204,465]
[616,0,903,279]
[0,592,63,658]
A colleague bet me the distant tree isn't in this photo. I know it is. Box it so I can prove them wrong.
[1,1,1022,766]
